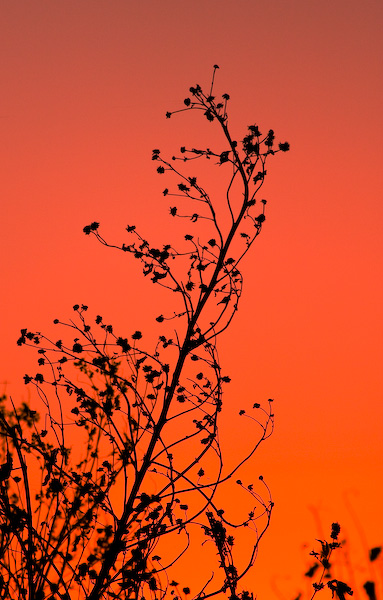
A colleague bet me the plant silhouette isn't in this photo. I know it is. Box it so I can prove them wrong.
[297,525,381,600]
[2,66,290,600]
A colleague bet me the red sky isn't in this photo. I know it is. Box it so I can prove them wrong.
[1,2,382,598]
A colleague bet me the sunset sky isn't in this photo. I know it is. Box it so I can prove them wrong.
[1,2,382,598]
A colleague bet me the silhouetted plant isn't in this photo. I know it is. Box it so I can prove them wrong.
[294,523,382,600]
[2,66,290,600]
[306,523,353,600]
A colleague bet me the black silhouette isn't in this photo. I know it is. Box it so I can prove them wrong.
[294,521,382,600]
[1,66,290,600]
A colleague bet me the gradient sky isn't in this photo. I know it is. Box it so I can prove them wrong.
[1,2,382,598]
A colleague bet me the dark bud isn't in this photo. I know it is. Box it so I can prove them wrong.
[265,129,275,147]
[330,522,341,540]
[253,171,265,183]
[184,98,191,106]
[219,151,230,164]
[327,580,353,599]
[17,329,27,346]
[83,222,99,235]
[279,142,290,152]
[116,337,131,353]
[248,125,261,136]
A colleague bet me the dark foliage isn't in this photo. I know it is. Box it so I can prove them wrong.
[1,67,290,600]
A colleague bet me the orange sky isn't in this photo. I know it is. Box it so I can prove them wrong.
[1,2,382,598]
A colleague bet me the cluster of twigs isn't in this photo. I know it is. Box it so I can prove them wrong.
[1,66,288,600]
